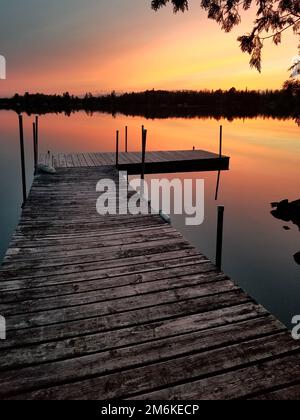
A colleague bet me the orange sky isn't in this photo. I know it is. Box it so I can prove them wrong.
[0,1,298,96]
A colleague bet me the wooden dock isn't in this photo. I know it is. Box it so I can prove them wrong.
[40,150,230,173]
[0,159,300,399]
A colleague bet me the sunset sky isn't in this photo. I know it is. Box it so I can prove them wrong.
[0,0,298,96]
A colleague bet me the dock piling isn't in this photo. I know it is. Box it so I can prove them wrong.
[125,126,128,153]
[33,122,37,173]
[141,128,147,181]
[216,205,225,271]
[35,115,39,162]
[219,125,223,158]
[116,130,119,168]
[18,114,27,207]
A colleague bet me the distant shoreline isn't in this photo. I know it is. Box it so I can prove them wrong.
[0,89,299,122]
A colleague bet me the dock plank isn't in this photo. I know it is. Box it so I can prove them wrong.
[0,303,268,370]
[131,352,300,401]
[0,260,219,303]
[8,334,300,400]
[0,318,286,398]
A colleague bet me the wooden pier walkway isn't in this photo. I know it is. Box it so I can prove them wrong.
[0,161,300,399]
[40,149,230,173]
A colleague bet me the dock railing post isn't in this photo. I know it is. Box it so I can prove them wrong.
[18,114,27,207]
[125,126,128,153]
[33,122,37,174]
[116,130,119,168]
[216,205,225,271]
[141,128,147,181]
[35,115,39,163]
[219,125,223,158]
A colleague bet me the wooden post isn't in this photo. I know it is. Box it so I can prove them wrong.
[219,125,223,158]
[35,115,39,162]
[116,130,119,167]
[125,126,128,153]
[216,205,225,271]
[141,128,147,181]
[33,122,37,174]
[18,114,27,206]
[141,124,145,176]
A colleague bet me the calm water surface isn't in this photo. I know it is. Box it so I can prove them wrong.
[0,110,299,327]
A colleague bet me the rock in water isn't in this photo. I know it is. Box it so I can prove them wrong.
[294,252,300,266]
[271,199,300,230]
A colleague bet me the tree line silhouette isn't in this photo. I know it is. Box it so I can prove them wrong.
[0,87,299,123]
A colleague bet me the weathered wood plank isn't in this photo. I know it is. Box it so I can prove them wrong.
[87,153,98,167]
[0,318,286,398]
[0,259,218,303]
[1,238,193,271]
[77,153,88,167]
[0,247,199,283]
[0,291,252,349]
[131,351,300,401]
[72,153,81,168]
[83,153,95,167]
[6,227,180,256]
[0,303,268,370]
[65,154,74,168]
[1,273,229,316]
[58,154,67,168]
[253,384,300,400]
[8,333,299,400]
[5,281,240,331]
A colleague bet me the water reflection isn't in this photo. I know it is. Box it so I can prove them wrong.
[271,199,300,266]
[215,170,221,201]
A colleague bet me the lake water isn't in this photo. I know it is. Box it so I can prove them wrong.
[0,110,299,328]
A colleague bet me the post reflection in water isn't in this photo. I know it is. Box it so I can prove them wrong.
[215,170,221,201]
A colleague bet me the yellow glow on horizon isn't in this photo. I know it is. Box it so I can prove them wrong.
[1,5,298,95]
